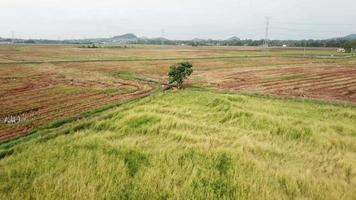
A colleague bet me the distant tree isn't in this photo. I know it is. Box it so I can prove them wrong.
[342,41,356,53]
[168,62,193,89]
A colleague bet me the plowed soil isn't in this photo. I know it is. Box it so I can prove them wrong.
[0,64,155,140]
[208,65,356,103]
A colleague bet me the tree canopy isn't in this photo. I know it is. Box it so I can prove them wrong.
[168,62,193,89]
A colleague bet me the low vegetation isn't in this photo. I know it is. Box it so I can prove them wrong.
[79,44,100,48]
[1,89,355,199]
[342,41,356,53]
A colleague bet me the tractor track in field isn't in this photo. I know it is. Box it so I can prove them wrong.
[215,66,356,103]
[0,71,157,141]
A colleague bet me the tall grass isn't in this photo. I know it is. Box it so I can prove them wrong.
[0,89,355,199]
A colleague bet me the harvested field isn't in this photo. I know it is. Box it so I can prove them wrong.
[0,45,356,199]
[0,45,355,141]
[0,45,346,63]
[205,65,356,103]
[0,63,155,140]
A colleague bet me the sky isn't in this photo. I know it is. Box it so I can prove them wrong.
[1,0,356,40]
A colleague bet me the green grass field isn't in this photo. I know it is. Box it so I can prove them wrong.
[1,88,355,199]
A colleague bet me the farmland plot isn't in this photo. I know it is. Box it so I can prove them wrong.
[0,45,355,141]
[201,64,356,103]
[0,63,155,140]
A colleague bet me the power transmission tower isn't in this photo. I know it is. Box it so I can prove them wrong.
[264,17,270,48]
[161,29,165,46]
[11,31,15,44]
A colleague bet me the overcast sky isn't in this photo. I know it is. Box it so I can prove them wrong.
[1,0,356,40]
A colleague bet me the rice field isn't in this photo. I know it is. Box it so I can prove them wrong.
[0,88,355,199]
[1,45,356,140]
[1,44,356,199]
[0,62,155,140]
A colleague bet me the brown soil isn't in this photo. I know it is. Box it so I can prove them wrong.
[212,66,356,103]
[0,68,156,141]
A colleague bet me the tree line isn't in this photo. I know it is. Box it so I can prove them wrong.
[2,37,356,50]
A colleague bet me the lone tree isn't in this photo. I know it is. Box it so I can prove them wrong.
[168,62,193,89]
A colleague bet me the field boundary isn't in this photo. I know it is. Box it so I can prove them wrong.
[2,86,355,152]
[0,55,271,65]
[0,87,161,151]
[1,54,355,65]
[221,90,356,107]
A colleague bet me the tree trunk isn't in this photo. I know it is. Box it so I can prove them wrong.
[162,84,173,91]
[177,80,183,89]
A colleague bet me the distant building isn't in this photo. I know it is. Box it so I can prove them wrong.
[282,44,287,48]
[0,41,11,45]
[337,48,346,53]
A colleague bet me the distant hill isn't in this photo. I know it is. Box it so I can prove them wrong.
[111,33,138,43]
[226,36,240,41]
[192,38,205,42]
[4,32,355,47]
[342,34,356,40]
[331,34,356,41]
[112,33,138,40]
[151,37,169,41]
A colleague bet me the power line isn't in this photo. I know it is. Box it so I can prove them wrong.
[272,27,351,33]
[274,21,356,26]
[270,30,349,40]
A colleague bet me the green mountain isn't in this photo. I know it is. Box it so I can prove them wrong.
[343,34,356,40]
[226,36,240,41]
[112,33,138,40]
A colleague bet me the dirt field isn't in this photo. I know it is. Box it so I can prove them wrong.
[1,45,355,140]
[0,62,155,140]
[201,64,356,103]
[0,45,343,62]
